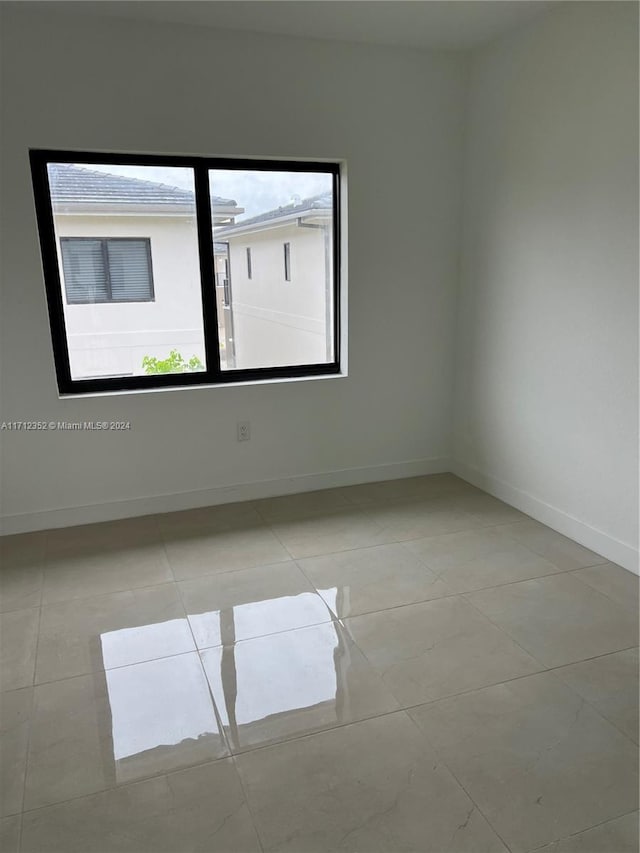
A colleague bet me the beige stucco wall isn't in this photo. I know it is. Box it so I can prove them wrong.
[225,221,332,369]
[54,214,206,378]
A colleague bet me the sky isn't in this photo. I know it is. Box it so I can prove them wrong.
[85,164,331,220]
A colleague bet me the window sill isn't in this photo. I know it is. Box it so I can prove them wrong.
[57,368,349,400]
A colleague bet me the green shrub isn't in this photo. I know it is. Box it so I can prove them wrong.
[142,350,204,375]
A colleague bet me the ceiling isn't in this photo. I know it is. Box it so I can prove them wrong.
[16,1,557,50]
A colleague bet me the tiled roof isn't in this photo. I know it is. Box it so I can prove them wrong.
[48,163,236,207]
[231,191,333,227]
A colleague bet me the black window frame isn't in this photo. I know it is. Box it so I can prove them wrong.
[60,237,155,305]
[246,246,253,280]
[29,149,341,395]
[284,241,291,282]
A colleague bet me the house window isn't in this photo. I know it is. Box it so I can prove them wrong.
[30,150,342,394]
[284,242,291,281]
[60,238,154,304]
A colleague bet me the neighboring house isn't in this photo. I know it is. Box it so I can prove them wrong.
[215,193,334,370]
[49,164,243,379]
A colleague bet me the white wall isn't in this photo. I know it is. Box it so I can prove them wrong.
[55,214,205,378]
[228,222,329,369]
[453,2,639,571]
[0,7,466,530]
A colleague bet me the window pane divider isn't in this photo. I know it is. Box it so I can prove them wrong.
[193,164,221,381]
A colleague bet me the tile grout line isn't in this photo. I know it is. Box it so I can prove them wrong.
[391,644,640,717]
[14,668,640,828]
[14,810,24,853]
[173,575,238,765]
[395,537,612,594]
[158,524,179,587]
[25,612,344,689]
[9,577,636,700]
[28,647,199,689]
[402,708,515,853]
[15,532,46,853]
[13,650,639,827]
[455,586,640,742]
[14,637,638,734]
[17,706,422,821]
[459,589,556,671]
[9,487,609,555]
[228,754,266,853]
[16,671,37,852]
[3,545,615,616]
[15,579,179,614]
[569,565,640,614]
[338,581,552,712]
[290,555,341,613]
[19,500,615,611]
[526,807,640,852]
[539,663,640,749]
[255,514,607,571]
[8,559,637,693]
[460,584,637,684]
[21,562,551,691]
[8,488,634,846]
[14,708,427,820]
[260,515,297,561]
[18,752,235,820]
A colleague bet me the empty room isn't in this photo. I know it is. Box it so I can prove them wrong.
[0,2,638,852]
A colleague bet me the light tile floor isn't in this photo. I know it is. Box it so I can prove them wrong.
[0,474,638,852]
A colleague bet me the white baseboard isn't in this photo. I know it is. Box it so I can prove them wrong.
[452,460,639,576]
[6,456,635,577]
[0,456,450,536]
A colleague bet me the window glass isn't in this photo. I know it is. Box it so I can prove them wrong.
[32,153,340,393]
[107,240,154,302]
[61,239,109,303]
[60,238,154,304]
[47,162,206,381]
[210,169,335,371]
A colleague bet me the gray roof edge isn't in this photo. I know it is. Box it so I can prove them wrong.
[217,191,333,235]
[48,163,238,208]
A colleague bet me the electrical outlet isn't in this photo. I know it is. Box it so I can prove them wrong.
[237,421,251,442]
